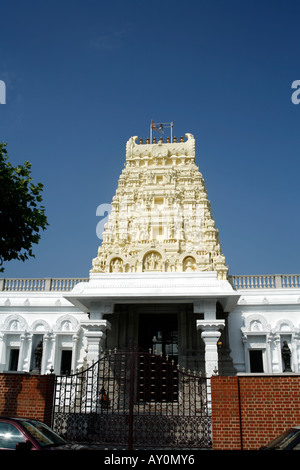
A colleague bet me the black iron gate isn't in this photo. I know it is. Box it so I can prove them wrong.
[52,350,212,449]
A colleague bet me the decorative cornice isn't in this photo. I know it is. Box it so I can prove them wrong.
[126,133,196,160]
[196,319,225,331]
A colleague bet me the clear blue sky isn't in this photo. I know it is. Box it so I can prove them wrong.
[1,0,300,278]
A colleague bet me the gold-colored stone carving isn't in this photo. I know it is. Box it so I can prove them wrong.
[91,133,228,280]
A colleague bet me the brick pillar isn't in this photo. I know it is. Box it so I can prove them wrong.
[0,373,55,426]
[211,376,242,450]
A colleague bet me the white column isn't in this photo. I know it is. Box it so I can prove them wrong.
[292,334,298,373]
[50,333,58,373]
[71,331,79,373]
[295,333,300,373]
[197,320,225,377]
[266,335,273,373]
[18,332,27,371]
[0,333,5,370]
[82,325,108,365]
[242,333,250,372]
[41,332,51,374]
[26,334,33,372]
[195,300,225,377]
[81,302,112,365]
[80,304,111,413]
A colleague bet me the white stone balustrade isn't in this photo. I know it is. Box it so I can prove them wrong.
[0,278,89,292]
[1,274,300,292]
[229,274,300,289]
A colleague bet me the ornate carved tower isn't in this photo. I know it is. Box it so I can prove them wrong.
[91,133,228,280]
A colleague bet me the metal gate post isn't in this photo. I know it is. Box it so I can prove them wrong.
[128,352,135,450]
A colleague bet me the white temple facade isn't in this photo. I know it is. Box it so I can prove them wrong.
[0,133,299,377]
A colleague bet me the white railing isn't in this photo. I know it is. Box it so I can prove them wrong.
[0,275,300,291]
[0,278,89,292]
[229,274,300,289]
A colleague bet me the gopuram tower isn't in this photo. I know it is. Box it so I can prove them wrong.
[67,127,239,377]
[91,132,228,280]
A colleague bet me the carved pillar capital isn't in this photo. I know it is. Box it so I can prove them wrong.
[81,319,111,365]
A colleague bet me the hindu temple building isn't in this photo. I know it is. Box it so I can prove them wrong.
[0,130,300,378]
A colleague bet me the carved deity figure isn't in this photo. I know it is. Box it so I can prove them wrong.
[111,258,123,272]
[144,252,162,271]
[184,257,195,272]
[34,340,43,371]
[282,341,292,372]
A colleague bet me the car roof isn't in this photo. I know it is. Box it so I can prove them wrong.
[0,416,40,422]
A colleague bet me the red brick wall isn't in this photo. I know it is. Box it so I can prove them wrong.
[0,373,55,426]
[211,375,300,450]
[2,372,300,448]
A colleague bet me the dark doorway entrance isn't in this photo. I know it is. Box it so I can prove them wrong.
[138,313,178,402]
[138,313,178,360]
